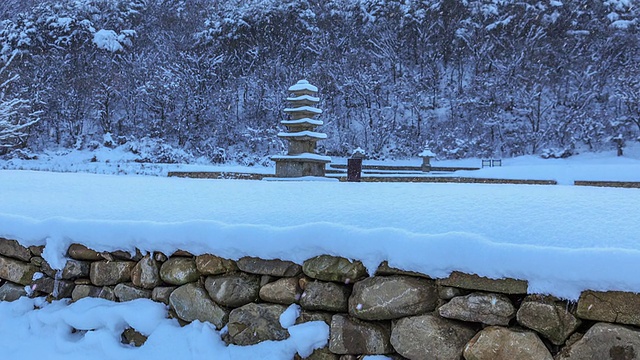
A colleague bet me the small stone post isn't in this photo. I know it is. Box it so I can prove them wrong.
[419,148,436,172]
[271,80,331,177]
[347,147,365,182]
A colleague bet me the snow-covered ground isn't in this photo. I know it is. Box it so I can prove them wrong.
[1,145,640,359]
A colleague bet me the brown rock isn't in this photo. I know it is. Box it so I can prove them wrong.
[577,290,640,327]
[303,255,367,284]
[296,310,334,325]
[159,257,200,285]
[437,271,528,294]
[131,255,163,289]
[349,276,438,320]
[0,255,38,285]
[329,314,392,355]
[375,261,430,278]
[31,276,75,298]
[556,322,640,359]
[260,277,302,305]
[463,326,552,360]
[391,314,475,360]
[111,249,143,261]
[0,238,31,261]
[169,283,228,329]
[300,281,350,312]
[90,261,136,286]
[438,292,515,326]
[516,295,580,345]
[61,259,91,280]
[68,244,102,261]
[71,285,116,302]
[295,347,338,360]
[114,283,152,301]
[237,257,302,277]
[195,254,237,275]
[227,303,289,345]
[121,328,147,347]
[204,273,260,307]
[0,281,27,301]
[152,286,176,305]
[28,245,45,257]
[438,286,466,300]
[171,250,193,257]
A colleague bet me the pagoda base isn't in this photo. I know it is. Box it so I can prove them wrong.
[273,158,329,178]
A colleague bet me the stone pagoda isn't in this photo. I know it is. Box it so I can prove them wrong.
[271,80,331,177]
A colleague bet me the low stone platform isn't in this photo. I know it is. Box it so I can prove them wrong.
[574,180,640,188]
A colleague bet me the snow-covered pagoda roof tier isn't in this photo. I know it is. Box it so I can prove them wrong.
[281,118,324,126]
[288,80,318,95]
[271,79,330,178]
[283,106,323,120]
[286,94,320,107]
[278,131,328,141]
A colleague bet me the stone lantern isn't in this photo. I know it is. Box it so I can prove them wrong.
[419,147,436,172]
[271,80,331,177]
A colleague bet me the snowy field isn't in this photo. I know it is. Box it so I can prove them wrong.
[1,146,640,359]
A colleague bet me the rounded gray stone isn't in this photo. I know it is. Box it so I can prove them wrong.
[438,292,515,326]
[391,314,475,360]
[160,257,200,285]
[349,276,438,320]
[204,273,260,307]
[169,283,228,329]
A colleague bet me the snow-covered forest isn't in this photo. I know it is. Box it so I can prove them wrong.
[0,0,638,164]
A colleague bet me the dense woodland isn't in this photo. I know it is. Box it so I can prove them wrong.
[0,0,639,163]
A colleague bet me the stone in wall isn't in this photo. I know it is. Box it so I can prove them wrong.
[556,322,640,359]
[297,310,334,326]
[463,326,552,360]
[390,314,475,360]
[29,245,44,257]
[0,255,38,285]
[259,277,302,305]
[329,314,392,355]
[375,261,431,278]
[577,290,640,327]
[114,283,152,302]
[68,244,103,261]
[227,303,289,345]
[300,281,350,312]
[516,295,580,345]
[438,292,515,326]
[237,257,302,277]
[121,328,147,347]
[303,255,368,284]
[0,281,27,301]
[111,249,143,261]
[31,276,75,299]
[204,273,260,308]
[90,261,136,286]
[295,347,338,360]
[61,260,91,280]
[0,238,32,262]
[437,271,528,294]
[349,276,438,320]
[131,255,163,289]
[71,285,116,302]
[195,254,237,275]
[438,286,467,300]
[169,283,228,330]
[159,258,200,285]
[151,286,176,305]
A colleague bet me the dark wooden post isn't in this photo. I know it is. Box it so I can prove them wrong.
[347,148,365,182]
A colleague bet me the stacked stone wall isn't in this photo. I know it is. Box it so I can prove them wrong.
[0,237,638,359]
